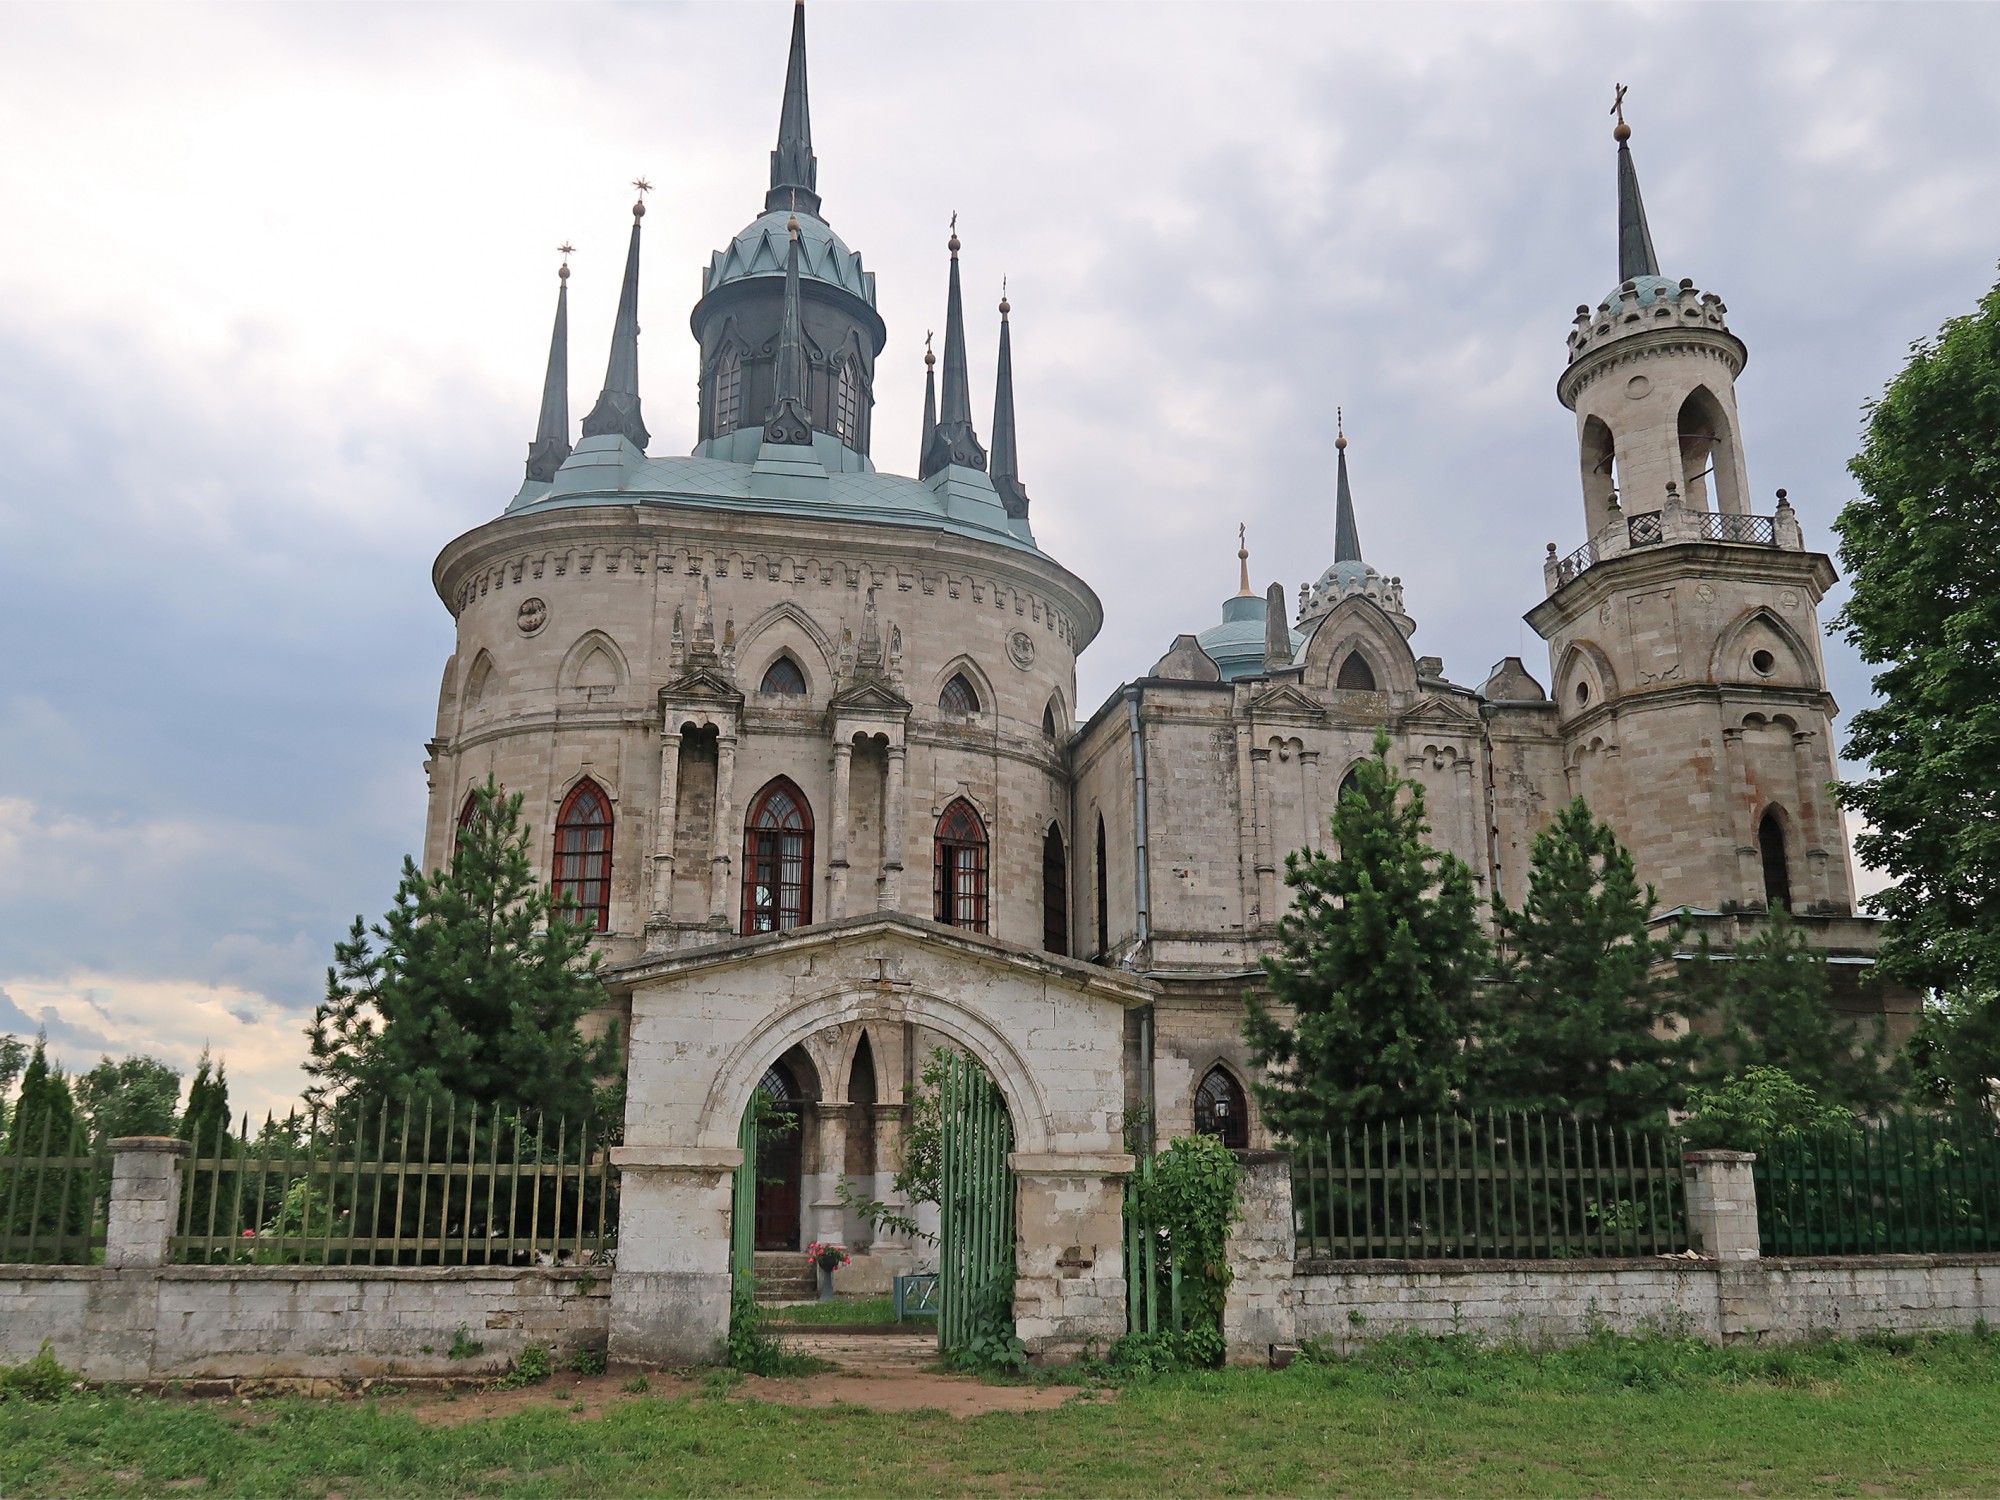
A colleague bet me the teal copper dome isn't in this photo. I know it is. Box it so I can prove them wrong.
[703,208,875,307]
[1197,592,1306,682]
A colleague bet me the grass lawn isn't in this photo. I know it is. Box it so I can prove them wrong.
[8,1330,2000,1497]
[762,1295,901,1326]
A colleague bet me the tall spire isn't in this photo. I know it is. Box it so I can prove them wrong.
[1612,85,1659,283]
[766,1,820,216]
[919,332,936,471]
[763,210,813,446]
[580,185,651,451]
[1332,408,1362,563]
[989,282,1029,520]
[1236,523,1254,598]
[921,216,986,477]
[523,247,572,483]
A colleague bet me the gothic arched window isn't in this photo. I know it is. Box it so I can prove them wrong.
[553,779,614,932]
[1337,767,1363,806]
[1042,699,1060,738]
[760,656,807,696]
[713,346,744,436]
[743,778,814,934]
[1194,1065,1249,1149]
[834,358,862,446]
[1759,809,1792,913]
[939,672,981,719]
[1042,823,1069,956]
[1337,651,1378,692]
[934,798,989,932]
[453,788,480,859]
[753,1059,803,1249]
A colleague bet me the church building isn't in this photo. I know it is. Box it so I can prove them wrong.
[421,4,1905,1332]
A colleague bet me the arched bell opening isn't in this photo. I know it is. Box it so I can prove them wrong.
[1678,386,1745,515]
[1759,807,1793,914]
[1581,415,1619,532]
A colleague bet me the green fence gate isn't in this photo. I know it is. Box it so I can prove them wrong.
[935,1050,1016,1356]
[731,1097,759,1305]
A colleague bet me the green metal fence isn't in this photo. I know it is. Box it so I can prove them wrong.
[935,1050,1016,1355]
[1123,1150,1183,1335]
[1293,1113,1687,1259]
[0,1108,108,1264]
[173,1097,618,1266]
[1754,1115,2000,1256]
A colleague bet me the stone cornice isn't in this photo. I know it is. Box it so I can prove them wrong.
[1558,325,1748,411]
[1526,541,1837,637]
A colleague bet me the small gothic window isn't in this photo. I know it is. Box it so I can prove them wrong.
[1094,813,1109,958]
[1042,699,1060,738]
[940,672,981,718]
[1042,823,1069,956]
[553,779,614,932]
[760,656,807,696]
[934,799,989,932]
[1759,809,1792,913]
[713,346,743,435]
[1194,1065,1249,1150]
[1337,651,1378,691]
[834,358,862,445]
[743,778,814,934]
[454,789,480,858]
[1338,768,1362,806]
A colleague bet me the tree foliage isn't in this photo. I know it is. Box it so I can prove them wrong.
[1467,798,1696,1129]
[178,1052,232,1154]
[1905,988,2000,1120]
[75,1054,182,1147]
[1244,731,1487,1137]
[306,778,620,1123]
[1833,271,2000,995]
[0,1034,26,1138]
[1687,912,1900,1113]
[3,1039,86,1252]
[1680,1065,1858,1153]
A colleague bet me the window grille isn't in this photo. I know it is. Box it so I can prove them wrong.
[553,780,613,932]
[1194,1065,1249,1149]
[834,358,862,445]
[939,673,980,718]
[743,779,814,933]
[934,799,989,933]
[760,656,806,696]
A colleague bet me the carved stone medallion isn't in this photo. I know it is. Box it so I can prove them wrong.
[1007,630,1037,669]
[517,597,548,636]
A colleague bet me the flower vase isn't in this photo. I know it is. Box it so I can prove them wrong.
[816,1262,836,1301]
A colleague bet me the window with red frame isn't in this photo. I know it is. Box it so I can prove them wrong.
[743,778,814,934]
[454,789,479,858]
[553,779,614,932]
[934,798,989,932]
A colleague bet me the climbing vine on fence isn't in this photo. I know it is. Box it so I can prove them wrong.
[1126,1133,1242,1368]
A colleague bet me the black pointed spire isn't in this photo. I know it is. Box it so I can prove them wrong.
[766,1,820,216]
[1612,86,1659,282]
[989,284,1029,520]
[919,332,937,471]
[921,218,986,477]
[524,249,572,483]
[1333,408,1362,563]
[580,187,650,451]
[763,211,813,446]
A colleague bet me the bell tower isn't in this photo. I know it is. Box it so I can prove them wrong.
[1525,96,1856,925]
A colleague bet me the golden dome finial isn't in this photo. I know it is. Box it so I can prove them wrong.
[1237,522,1254,597]
[1611,83,1631,142]
[1335,405,1347,451]
[948,211,960,257]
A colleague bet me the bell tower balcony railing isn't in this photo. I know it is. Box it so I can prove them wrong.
[1544,491,1804,596]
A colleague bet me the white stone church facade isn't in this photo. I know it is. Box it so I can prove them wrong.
[418,7,1904,1355]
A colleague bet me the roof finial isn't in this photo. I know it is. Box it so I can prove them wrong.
[920,330,938,470]
[990,283,1028,521]
[949,211,960,257]
[925,330,935,368]
[1236,523,1254,598]
[1333,411,1362,564]
[524,246,574,483]
[1611,86,1660,282]
[631,178,651,219]
[1611,83,1630,142]
[1335,404,1346,451]
[579,188,649,452]
[558,241,574,282]
[921,217,985,477]
[767,0,820,215]
[763,179,813,447]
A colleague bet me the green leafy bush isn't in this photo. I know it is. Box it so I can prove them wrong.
[496,1342,552,1388]
[0,1341,76,1402]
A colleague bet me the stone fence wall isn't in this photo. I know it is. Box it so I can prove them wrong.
[1,1264,609,1382]
[1224,1151,2000,1364]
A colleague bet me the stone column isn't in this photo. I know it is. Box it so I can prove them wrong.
[869,1102,912,1266]
[708,732,738,927]
[1223,1150,1297,1366]
[1452,754,1480,886]
[1684,1150,1760,1262]
[828,738,853,919]
[811,1101,849,1247]
[1299,749,1322,850]
[1721,725,1762,906]
[607,1146,741,1366]
[1010,1150,1134,1361]
[651,729,682,922]
[1249,747,1275,925]
[105,1137,190,1269]
[1791,730,1830,908]
[881,745,907,912]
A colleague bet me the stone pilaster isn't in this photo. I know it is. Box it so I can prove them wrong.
[882,745,906,911]
[651,729,682,922]
[828,738,853,918]
[1684,1150,1760,1261]
[105,1137,189,1270]
[607,1146,740,1366]
[708,732,738,926]
[1223,1150,1296,1365]
[1010,1150,1133,1361]
[811,1101,849,1246]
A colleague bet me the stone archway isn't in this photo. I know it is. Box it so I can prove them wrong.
[604,913,1153,1364]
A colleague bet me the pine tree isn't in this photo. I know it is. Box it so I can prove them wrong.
[1687,911,1900,1113]
[1466,798,1697,1130]
[76,1054,182,1147]
[306,778,620,1124]
[0,1033,25,1138]
[178,1052,233,1154]
[1243,731,1487,1137]
[3,1037,86,1253]
[1905,988,2000,1120]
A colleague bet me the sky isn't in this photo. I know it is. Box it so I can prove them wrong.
[0,1,1995,1122]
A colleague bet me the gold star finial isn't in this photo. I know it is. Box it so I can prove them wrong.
[1611,84,1630,142]
[557,242,575,282]
[631,177,652,218]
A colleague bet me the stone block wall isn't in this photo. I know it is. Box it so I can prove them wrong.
[0,1266,609,1382]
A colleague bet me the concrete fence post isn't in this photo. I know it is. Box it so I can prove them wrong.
[1223,1149,1296,1366]
[104,1137,190,1270]
[1683,1150,1760,1261]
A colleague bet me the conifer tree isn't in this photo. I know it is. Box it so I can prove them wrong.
[1466,798,1697,1129]
[306,778,619,1124]
[1905,987,2000,1120]
[4,1037,86,1251]
[0,1033,25,1137]
[1686,911,1900,1113]
[178,1052,232,1155]
[1243,732,1487,1137]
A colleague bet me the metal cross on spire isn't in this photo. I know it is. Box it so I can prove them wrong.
[1611,83,1628,128]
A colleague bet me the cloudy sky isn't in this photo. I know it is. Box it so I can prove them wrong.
[0,1,1994,1119]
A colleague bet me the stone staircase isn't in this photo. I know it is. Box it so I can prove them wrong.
[752,1250,817,1302]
